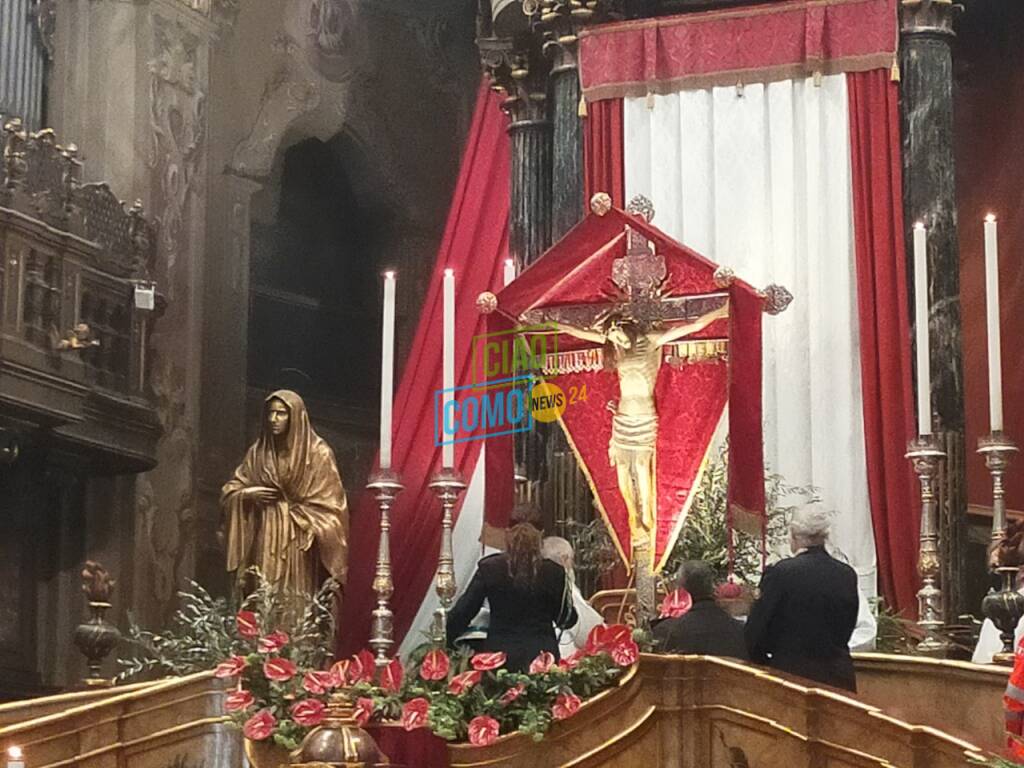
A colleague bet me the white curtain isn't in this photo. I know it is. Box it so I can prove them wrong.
[624,75,877,597]
[399,447,488,657]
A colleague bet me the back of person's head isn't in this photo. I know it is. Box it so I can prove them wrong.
[789,507,831,551]
[510,501,543,529]
[678,560,716,601]
[507,502,543,589]
[541,536,574,573]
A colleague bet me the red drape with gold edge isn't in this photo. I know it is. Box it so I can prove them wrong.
[848,70,919,615]
[584,98,625,208]
[338,82,510,655]
[495,209,764,567]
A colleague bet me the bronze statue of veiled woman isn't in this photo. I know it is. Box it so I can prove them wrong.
[222,390,349,600]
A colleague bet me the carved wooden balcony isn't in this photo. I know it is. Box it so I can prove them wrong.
[0,119,162,472]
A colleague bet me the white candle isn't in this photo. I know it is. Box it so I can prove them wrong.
[379,272,396,470]
[913,222,932,436]
[984,213,1004,432]
[442,268,455,468]
[6,746,24,768]
[504,258,516,288]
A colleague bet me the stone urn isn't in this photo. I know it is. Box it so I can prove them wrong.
[72,561,121,685]
[289,691,389,767]
[981,565,1024,665]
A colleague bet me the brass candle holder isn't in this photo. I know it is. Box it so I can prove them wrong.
[906,435,949,656]
[429,467,467,644]
[978,431,1020,664]
[366,469,403,668]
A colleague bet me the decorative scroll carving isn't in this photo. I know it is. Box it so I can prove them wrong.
[759,284,794,315]
[149,16,206,279]
[479,35,549,124]
[900,0,960,36]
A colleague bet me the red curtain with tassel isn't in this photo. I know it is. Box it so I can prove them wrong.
[848,69,920,616]
[339,82,510,654]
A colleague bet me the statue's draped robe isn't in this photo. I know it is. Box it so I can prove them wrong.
[222,390,349,595]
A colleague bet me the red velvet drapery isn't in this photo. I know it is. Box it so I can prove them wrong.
[583,98,625,208]
[338,82,510,655]
[848,69,919,616]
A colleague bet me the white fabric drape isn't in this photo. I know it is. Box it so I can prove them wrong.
[399,448,488,657]
[624,75,877,598]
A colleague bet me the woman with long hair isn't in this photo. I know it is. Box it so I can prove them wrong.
[446,503,577,672]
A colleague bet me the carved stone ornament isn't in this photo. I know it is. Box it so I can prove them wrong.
[590,192,612,216]
[900,0,960,36]
[760,284,793,315]
[148,16,207,279]
[81,561,116,604]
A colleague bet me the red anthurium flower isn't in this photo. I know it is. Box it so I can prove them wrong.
[468,715,500,746]
[529,651,555,675]
[243,709,276,740]
[470,651,507,672]
[302,670,337,695]
[401,697,430,731]
[351,649,376,683]
[355,697,375,727]
[584,624,632,655]
[611,638,639,667]
[499,683,526,705]
[257,630,289,654]
[214,656,248,679]
[558,650,585,670]
[290,698,326,727]
[447,670,482,695]
[419,648,450,681]
[716,581,743,600]
[236,610,260,639]
[552,693,582,720]
[224,689,255,712]
[330,659,351,685]
[263,657,297,682]
[659,588,693,619]
[380,657,404,693]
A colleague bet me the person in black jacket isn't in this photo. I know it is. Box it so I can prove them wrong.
[446,504,577,672]
[745,507,860,692]
[652,560,747,660]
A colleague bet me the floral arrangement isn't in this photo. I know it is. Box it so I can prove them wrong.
[340,624,639,745]
[118,571,338,751]
[213,622,638,750]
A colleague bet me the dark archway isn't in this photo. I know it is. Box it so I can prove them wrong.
[247,134,390,411]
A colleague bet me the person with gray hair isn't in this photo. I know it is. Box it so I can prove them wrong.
[744,507,860,692]
[541,536,605,658]
[652,560,747,659]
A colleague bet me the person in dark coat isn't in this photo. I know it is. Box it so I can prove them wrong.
[745,507,860,692]
[447,504,577,672]
[653,560,748,659]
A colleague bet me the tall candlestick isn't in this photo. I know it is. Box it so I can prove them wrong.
[379,272,396,469]
[913,222,932,436]
[504,258,516,288]
[442,268,455,468]
[984,213,1004,432]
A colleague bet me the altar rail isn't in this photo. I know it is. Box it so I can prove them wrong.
[0,672,240,768]
[448,654,987,768]
[0,119,162,470]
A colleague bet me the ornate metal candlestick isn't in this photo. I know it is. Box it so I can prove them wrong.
[978,432,1021,664]
[906,435,949,656]
[366,470,403,667]
[429,468,467,644]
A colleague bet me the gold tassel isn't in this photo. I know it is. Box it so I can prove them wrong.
[890,57,901,82]
[578,93,588,118]
[813,70,822,87]
[645,90,655,110]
